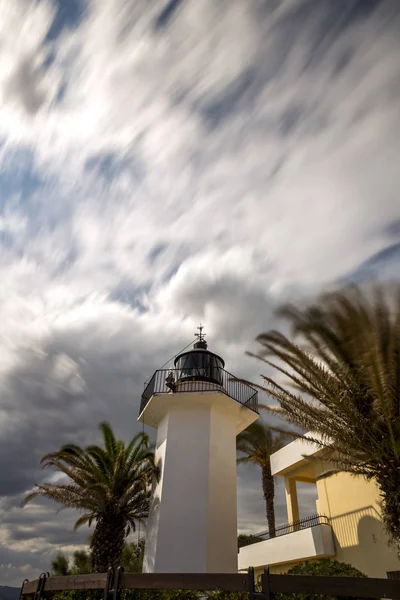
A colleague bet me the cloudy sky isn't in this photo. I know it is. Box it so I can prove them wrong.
[1,0,400,586]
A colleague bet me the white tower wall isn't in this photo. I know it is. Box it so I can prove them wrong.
[140,391,258,573]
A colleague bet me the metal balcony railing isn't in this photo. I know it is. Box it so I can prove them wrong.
[241,514,330,547]
[140,368,258,415]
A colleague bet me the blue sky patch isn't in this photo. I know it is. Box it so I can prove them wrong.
[46,0,86,41]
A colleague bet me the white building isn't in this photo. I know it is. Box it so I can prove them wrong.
[238,437,400,579]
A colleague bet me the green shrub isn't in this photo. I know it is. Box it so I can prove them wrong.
[122,590,200,600]
[204,592,247,600]
[274,559,368,600]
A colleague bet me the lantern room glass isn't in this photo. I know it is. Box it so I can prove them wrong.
[174,351,224,385]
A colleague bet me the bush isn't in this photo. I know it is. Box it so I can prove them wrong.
[122,591,199,600]
[274,558,368,600]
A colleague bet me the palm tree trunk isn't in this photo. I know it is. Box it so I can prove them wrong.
[262,464,276,538]
[90,516,126,573]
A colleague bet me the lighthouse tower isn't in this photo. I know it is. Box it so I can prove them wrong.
[138,327,259,573]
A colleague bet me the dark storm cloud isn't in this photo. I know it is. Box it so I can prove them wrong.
[0,319,175,582]
[0,340,138,497]
[237,462,318,533]
[160,269,279,367]
[0,546,46,570]
[10,523,88,545]
[0,307,200,501]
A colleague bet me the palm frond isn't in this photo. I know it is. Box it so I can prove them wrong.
[99,421,119,459]
[23,422,155,550]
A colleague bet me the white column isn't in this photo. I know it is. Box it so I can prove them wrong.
[143,401,239,573]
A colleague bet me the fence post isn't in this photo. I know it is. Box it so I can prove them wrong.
[18,579,29,600]
[34,573,49,600]
[262,568,271,600]
[103,567,114,600]
[248,567,255,600]
[113,566,124,600]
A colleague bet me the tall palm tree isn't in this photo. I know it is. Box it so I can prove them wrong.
[23,422,155,573]
[237,421,287,538]
[251,285,400,544]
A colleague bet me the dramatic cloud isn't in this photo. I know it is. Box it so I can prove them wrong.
[1,0,400,585]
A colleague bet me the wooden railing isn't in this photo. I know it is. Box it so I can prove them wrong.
[20,567,400,599]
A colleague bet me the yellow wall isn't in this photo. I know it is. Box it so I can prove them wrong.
[314,462,400,578]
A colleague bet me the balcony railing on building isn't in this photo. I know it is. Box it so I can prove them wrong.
[140,367,258,415]
[240,514,330,548]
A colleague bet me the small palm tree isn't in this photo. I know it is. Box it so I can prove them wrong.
[237,421,287,538]
[251,285,400,545]
[23,422,155,572]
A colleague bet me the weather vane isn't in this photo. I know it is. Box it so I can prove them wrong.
[195,323,206,343]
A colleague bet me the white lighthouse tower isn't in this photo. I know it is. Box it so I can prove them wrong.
[138,327,259,573]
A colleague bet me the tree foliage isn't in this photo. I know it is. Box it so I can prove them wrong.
[252,286,400,544]
[51,539,144,576]
[71,550,91,575]
[121,538,146,573]
[237,421,288,537]
[52,553,70,576]
[237,533,265,548]
[23,422,155,572]
[274,559,367,600]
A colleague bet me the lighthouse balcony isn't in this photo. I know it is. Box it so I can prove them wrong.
[140,367,258,415]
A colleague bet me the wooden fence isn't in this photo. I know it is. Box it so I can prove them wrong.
[20,567,400,600]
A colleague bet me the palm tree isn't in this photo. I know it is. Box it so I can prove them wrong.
[251,285,400,544]
[237,421,287,538]
[23,422,155,573]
